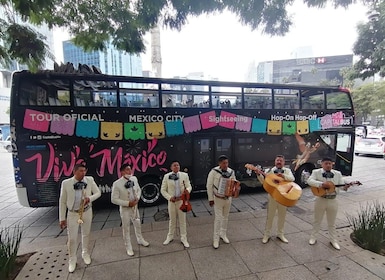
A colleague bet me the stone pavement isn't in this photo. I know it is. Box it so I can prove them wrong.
[15,184,385,280]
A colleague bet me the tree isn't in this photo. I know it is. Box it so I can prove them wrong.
[0,0,367,70]
[351,82,379,122]
[352,1,385,80]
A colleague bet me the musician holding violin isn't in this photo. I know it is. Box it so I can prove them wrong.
[206,155,236,249]
[255,155,295,244]
[111,164,150,256]
[307,157,349,250]
[161,160,192,248]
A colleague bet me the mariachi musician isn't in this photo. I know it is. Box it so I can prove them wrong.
[59,163,101,273]
[307,157,348,250]
[161,160,192,248]
[206,155,236,249]
[111,164,150,256]
[255,155,295,244]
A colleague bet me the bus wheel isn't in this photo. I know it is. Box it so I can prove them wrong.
[295,164,315,188]
[140,178,161,206]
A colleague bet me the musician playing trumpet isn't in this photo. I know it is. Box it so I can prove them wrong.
[111,164,149,256]
[307,157,348,250]
[255,155,295,244]
[59,163,101,273]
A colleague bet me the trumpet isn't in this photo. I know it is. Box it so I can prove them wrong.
[77,189,86,224]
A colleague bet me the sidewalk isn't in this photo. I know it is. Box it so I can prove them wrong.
[15,186,385,280]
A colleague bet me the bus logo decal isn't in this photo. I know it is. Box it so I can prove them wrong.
[50,115,75,136]
[23,109,50,132]
[165,120,184,136]
[76,120,99,138]
[124,123,145,140]
[100,122,123,140]
[183,115,202,133]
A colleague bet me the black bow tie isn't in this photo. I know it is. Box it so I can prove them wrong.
[274,168,284,174]
[124,180,134,188]
[221,170,231,178]
[322,172,334,178]
[169,174,179,181]
[74,181,87,190]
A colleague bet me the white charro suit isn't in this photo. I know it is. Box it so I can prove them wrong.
[161,171,192,240]
[258,167,295,237]
[206,167,235,242]
[59,176,101,264]
[307,168,345,243]
[111,175,147,252]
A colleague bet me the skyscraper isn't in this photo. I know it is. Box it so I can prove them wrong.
[63,40,142,76]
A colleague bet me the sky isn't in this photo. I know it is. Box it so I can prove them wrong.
[54,1,369,82]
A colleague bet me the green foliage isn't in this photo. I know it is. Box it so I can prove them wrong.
[0,225,24,279]
[347,201,385,254]
[352,1,385,79]
[352,80,385,121]
[0,0,375,70]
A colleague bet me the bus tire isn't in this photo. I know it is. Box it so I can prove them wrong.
[139,177,162,206]
[295,164,315,188]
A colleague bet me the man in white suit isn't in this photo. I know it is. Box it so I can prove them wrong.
[206,155,236,249]
[111,164,149,256]
[59,163,101,273]
[255,155,295,244]
[161,160,192,248]
[307,157,348,250]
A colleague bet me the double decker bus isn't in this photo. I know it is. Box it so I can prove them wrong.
[9,67,356,207]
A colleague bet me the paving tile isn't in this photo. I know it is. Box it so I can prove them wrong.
[256,264,318,280]
[233,239,297,273]
[306,255,382,280]
[140,251,196,280]
[83,259,140,280]
[347,250,385,279]
[189,246,251,280]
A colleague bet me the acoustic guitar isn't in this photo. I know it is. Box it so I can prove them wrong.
[310,181,362,197]
[245,164,302,207]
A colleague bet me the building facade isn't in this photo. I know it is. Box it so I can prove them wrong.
[63,40,142,77]
[256,54,353,85]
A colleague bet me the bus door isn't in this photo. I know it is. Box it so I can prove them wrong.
[192,137,233,187]
[334,132,355,176]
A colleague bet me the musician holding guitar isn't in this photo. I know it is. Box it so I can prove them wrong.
[307,157,351,250]
[206,155,236,249]
[255,155,295,244]
[111,164,150,256]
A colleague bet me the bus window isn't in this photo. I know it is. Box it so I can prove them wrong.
[301,89,324,109]
[19,79,70,106]
[120,89,159,108]
[273,89,300,109]
[244,88,272,109]
[326,91,352,109]
[74,90,117,107]
[212,87,242,109]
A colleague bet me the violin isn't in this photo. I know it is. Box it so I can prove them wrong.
[179,181,192,212]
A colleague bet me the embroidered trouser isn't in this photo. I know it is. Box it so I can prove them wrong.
[213,196,232,241]
[264,194,287,236]
[167,200,187,240]
[120,206,144,250]
[67,208,93,263]
[311,196,338,242]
